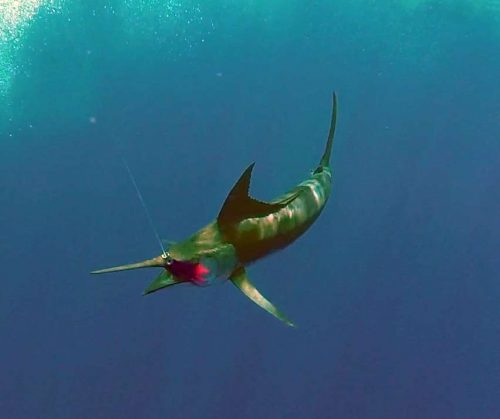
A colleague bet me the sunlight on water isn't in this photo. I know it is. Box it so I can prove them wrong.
[0,0,62,97]
[0,0,499,102]
[120,0,213,51]
[399,0,500,14]
[0,0,44,41]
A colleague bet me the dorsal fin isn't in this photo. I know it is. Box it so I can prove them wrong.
[217,163,291,226]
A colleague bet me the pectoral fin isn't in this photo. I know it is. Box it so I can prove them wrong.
[143,270,181,295]
[230,267,295,327]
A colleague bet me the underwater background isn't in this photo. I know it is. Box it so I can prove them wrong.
[1,1,499,418]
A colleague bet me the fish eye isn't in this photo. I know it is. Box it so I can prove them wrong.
[161,252,174,265]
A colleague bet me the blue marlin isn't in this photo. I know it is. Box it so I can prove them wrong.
[92,93,338,326]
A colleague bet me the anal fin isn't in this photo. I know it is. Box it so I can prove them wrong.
[230,267,295,327]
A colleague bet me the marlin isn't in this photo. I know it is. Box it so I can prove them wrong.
[92,93,338,326]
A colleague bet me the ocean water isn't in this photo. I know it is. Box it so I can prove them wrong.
[1,1,499,418]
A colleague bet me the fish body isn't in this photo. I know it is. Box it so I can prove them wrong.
[224,167,332,264]
[92,93,338,326]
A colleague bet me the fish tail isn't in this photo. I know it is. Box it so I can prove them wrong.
[319,92,338,168]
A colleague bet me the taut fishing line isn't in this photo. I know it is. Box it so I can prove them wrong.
[105,115,168,258]
[120,156,167,258]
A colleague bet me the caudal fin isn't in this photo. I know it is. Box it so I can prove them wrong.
[318,92,338,168]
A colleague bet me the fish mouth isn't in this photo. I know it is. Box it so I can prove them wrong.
[91,254,185,295]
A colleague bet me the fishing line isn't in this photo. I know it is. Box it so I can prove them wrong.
[94,97,169,259]
[104,108,167,258]
[120,155,168,258]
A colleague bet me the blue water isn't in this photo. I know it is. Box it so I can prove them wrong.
[1,2,499,418]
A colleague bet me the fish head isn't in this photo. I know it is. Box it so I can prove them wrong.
[163,253,211,286]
